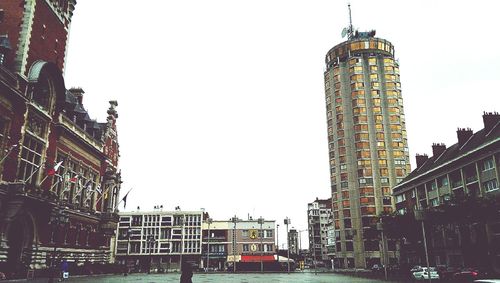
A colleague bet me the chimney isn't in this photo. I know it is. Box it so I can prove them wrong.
[483,111,500,131]
[457,128,473,146]
[415,154,428,168]
[69,87,85,104]
[432,143,446,157]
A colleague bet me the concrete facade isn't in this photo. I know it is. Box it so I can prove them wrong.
[323,31,410,268]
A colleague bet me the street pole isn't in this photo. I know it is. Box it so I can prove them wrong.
[232,215,237,273]
[124,228,132,275]
[313,225,317,275]
[180,215,184,272]
[415,209,431,283]
[48,209,69,283]
[206,218,212,272]
[421,220,431,283]
[258,217,264,273]
[147,234,154,274]
[378,221,388,281]
[284,217,290,274]
[276,224,279,263]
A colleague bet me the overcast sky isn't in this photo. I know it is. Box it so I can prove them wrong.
[64,0,500,248]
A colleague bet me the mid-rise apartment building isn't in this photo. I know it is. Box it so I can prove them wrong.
[115,210,203,272]
[307,198,334,265]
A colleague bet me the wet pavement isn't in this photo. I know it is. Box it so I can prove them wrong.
[6,271,390,283]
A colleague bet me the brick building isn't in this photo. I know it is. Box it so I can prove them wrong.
[393,112,500,271]
[0,0,122,278]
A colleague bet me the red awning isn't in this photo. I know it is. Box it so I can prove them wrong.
[240,255,276,262]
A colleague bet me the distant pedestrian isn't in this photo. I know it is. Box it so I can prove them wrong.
[61,259,69,281]
[179,261,193,283]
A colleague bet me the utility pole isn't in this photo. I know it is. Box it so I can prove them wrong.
[231,215,238,273]
[258,217,264,273]
[284,217,290,274]
[206,218,212,272]
[276,224,279,263]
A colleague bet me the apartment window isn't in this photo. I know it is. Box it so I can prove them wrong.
[483,179,499,193]
[430,198,439,207]
[344,219,352,228]
[345,242,354,251]
[265,230,273,238]
[481,158,495,171]
[438,176,449,187]
[395,194,405,203]
[243,244,249,252]
[265,244,273,252]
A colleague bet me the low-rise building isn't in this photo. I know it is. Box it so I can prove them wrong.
[393,112,500,271]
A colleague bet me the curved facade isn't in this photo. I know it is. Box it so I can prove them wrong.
[324,35,411,268]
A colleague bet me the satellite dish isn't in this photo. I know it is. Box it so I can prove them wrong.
[341,27,348,38]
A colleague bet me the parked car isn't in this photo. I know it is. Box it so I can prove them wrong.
[410,265,423,272]
[437,266,461,281]
[371,264,384,272]
[453,268,481,281]
[412,267,440,280]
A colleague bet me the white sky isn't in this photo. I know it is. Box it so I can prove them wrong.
[64,0,500,249]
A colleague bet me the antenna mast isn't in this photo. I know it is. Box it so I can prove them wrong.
[348,3,353,39]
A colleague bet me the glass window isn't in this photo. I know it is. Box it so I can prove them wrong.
[481,158,495,171]
[483,179,498,192]
[18,134,44,186]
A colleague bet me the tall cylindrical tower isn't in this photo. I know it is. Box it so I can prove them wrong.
[324,32,411,268]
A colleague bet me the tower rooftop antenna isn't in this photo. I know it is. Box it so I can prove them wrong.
[348,3,354,39]
[341,3,356,39]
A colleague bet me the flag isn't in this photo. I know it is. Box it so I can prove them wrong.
[47,161,64,176]
[95,185,102,194]
[69,175,79,183]
[120,188,133,209]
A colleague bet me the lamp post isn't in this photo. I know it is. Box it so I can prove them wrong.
[231,215,238,273]
[415,209,431,283]
[276,224,279,263]
[48,208,69,283]
[179,215,185,272]
[146,234,155,274]
[257,217,264,273]
[124,228,132,275]
[377,221,388,281]
[310,221,317,275]
[284,217,290,274]
[206,217,213,272]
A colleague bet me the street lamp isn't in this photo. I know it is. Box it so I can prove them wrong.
[206,217,213,272]
[377,221,388,281]
[146,234,155,274]
[284,217,290,274]
[124,228,132,275]
[415,209,431,283]
[276,224,279,262]
[178,215,185,272]
[48,208,69,283]
[257,217,264,273]
[231,215,238,273]
[309,220,317,275]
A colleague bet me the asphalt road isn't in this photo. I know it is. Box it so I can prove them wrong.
[7,272,390,283]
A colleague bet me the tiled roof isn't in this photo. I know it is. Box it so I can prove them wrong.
[394,118,500,193]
